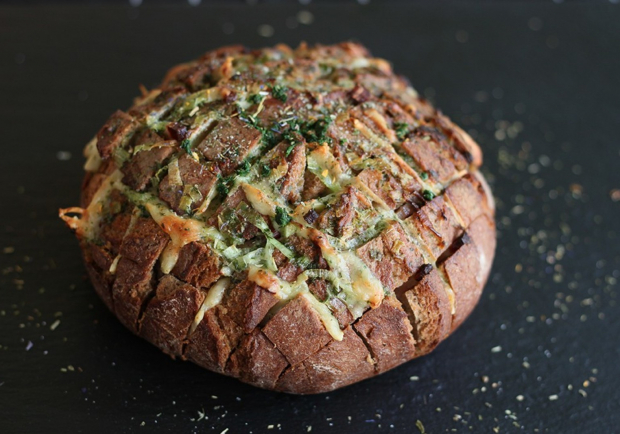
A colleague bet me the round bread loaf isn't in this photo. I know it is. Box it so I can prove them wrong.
[60,42,496,394]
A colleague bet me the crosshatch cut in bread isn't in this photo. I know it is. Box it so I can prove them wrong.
[60,42,496,394]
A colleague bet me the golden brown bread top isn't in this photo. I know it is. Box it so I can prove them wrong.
[60,42,496,394]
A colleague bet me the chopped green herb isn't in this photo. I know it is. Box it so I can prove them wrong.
[339,138,347,146]
[422,189,435,201]
[285,142,297,157]
[420,172,429,181]
[285,118,302,131]
[282,116,333,145]
[303,117,332,144]
[271,85,288,102]
[275,206,292,227]
[180,139,192,154]
[248,93,263,105]
[216,175,234,197]
[394,122,409,140]
[237,106,259,127]
[237,160,251,176]
[216,182,229,197]
[313,118,332,144]
[137,204,149,218]
[261,163,272,177]
[261,127,280,148]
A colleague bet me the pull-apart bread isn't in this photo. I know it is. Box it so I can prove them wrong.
[60,42,496,394]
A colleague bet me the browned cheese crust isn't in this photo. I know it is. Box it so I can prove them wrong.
[59,42,496,394]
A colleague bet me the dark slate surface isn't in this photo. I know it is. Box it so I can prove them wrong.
[1,3,619,433]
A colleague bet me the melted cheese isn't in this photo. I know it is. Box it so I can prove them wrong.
[308,228,384,318]
[271,162,289,181]
[58,206,85,233]
[122,188,223,256]
[241,182,278,216]
[348,58,370,69]
[301,293,344,341]
[353,119,394,153]
[59,170,123,241]
[363,108,395,142]
[248,266,281,294]
[351,177,392,216]
[190,277,231,333]
[145,202,205,273]
[109,255,121,274]
[306,145,348,191]
[194,183,218,215]
[87,172,123,238]
[447,284,456,315]
[178,87,224,117]
[340,251,385,309]
[83,137,101,172]
[247,264,344,341]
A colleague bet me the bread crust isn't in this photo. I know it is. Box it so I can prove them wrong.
[60,42,496,394]
[139,275,206,356]
[353,296,417,373]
